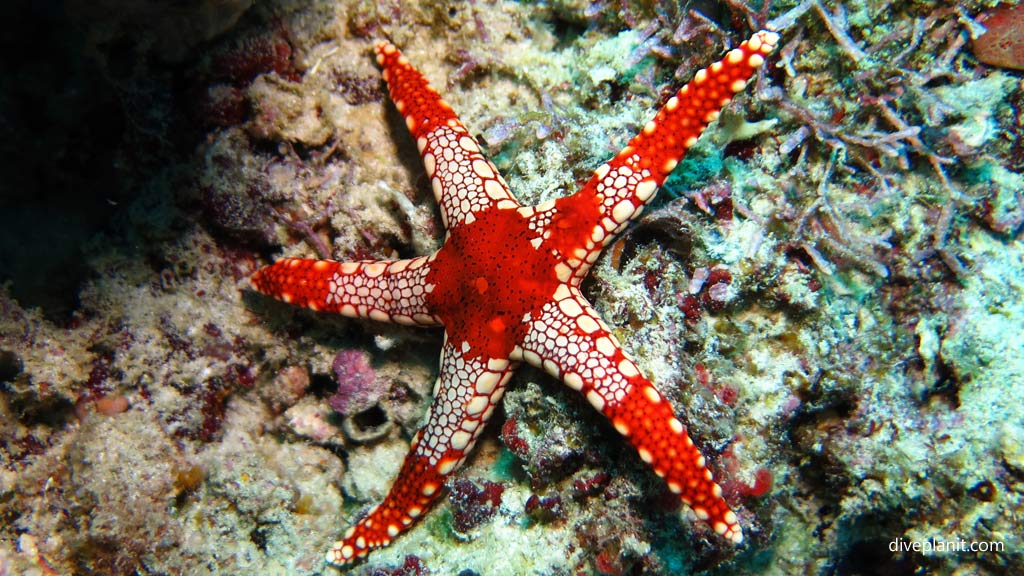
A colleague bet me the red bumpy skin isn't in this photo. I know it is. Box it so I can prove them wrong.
[250,30,779,566]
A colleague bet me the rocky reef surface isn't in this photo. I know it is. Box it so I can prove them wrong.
[1,1,1021,574]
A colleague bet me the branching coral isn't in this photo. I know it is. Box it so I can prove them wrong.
[754,2,1005,280]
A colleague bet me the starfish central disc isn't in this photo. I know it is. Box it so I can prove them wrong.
[426,206,560,360]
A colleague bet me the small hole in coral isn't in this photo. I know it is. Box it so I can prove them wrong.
[353,405,388,430]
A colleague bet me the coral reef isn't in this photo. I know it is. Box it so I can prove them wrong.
[1,0,1022,575]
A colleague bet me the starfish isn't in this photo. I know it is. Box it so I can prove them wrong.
[251,30,778,566]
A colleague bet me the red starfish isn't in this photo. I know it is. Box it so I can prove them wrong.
[251,30,778,566]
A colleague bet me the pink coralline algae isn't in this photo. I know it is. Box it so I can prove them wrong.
[678,264,734,320]
[328,348,384,415]
[447,478,505,534]
[524,492,563,523]
[366,554,429,576]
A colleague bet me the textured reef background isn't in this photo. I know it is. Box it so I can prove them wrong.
[1,0,1022,574]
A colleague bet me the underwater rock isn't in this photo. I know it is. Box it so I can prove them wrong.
[974,4,1024,70]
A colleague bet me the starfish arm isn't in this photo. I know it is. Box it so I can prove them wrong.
[375,41,520,231]
[514,288,742,543]
[250,256,442,326]
[326,335,518,566]
[529,31,779,282]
